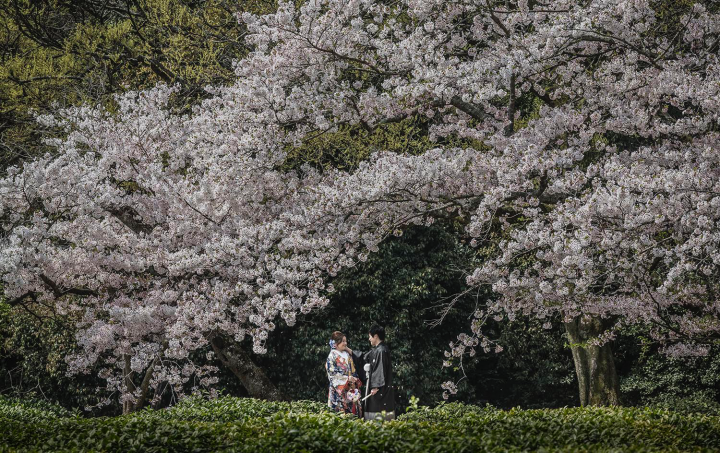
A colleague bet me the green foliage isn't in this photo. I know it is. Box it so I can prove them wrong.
[134,394,332,422]
[2,396,720,452]
[0,301,117,414]
[283,115,436,171]
[643,391,720,417]
[400,401,494,422]
[0,395,78,423]
[619,338,720,416]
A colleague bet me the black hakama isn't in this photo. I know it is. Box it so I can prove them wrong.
[353,343,395,418]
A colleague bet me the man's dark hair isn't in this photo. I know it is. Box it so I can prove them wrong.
[369,324,385,341]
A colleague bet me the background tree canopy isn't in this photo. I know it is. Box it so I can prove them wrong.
[1,0,719,417]
[0,0,274,168]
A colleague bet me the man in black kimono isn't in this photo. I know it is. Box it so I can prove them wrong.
[350,324,395,421]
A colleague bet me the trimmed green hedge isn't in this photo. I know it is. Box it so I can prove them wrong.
[1,396,719,452]
[134,394,332,422]
[0,396,79,423]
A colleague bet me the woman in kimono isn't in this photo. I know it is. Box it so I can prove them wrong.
[325,331,362,416]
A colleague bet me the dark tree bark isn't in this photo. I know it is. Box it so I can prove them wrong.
[564,315,621,406]
[122,354,136,415]
[151,380,169,409]
[209,335,287,401]
[134,356,159,410]
[121,354,159,414]
[505,71,516,136]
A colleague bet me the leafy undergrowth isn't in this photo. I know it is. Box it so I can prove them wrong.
[1,396,719,452]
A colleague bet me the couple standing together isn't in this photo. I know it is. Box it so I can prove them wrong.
[325,324,395,421]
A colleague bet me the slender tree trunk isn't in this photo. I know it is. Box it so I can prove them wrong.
[209,335,287,401]
[505,71,516,136]
[122,354,136,415]
[151,380,169,409]
[122,355,159,414]
[564,316,621,406]
[134,356,159,410]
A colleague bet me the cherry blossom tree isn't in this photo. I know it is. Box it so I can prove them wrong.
[1,0,719,409]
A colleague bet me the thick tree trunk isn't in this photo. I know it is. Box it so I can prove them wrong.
[564,315,621,406]
[209,335,287,401]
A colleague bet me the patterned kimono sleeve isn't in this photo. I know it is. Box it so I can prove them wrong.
[348,354,361,386]
[325,351,347,388]
[348,355,358,378]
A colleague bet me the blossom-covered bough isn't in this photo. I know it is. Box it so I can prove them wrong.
[1,0,718,409]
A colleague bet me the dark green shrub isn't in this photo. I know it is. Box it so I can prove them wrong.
[135,395,331,422]
[399,401,494,422]
[0,395,78,422]
[2,397,719,453]
[617,332,720,416]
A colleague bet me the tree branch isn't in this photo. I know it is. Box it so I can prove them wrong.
[448,96,489,122]
[106,206,155,234]
[39,274,97,298]
[135,355,160,411]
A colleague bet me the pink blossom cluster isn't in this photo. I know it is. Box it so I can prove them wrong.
[1,0,719,402]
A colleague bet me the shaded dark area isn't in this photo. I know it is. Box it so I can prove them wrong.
[254,224,579,412]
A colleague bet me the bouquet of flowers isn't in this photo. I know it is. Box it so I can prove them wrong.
[347,388,361,403]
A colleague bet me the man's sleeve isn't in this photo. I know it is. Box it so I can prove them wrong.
[351,350,365,381]
[369,350,386,389]
[352,350,365,367]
